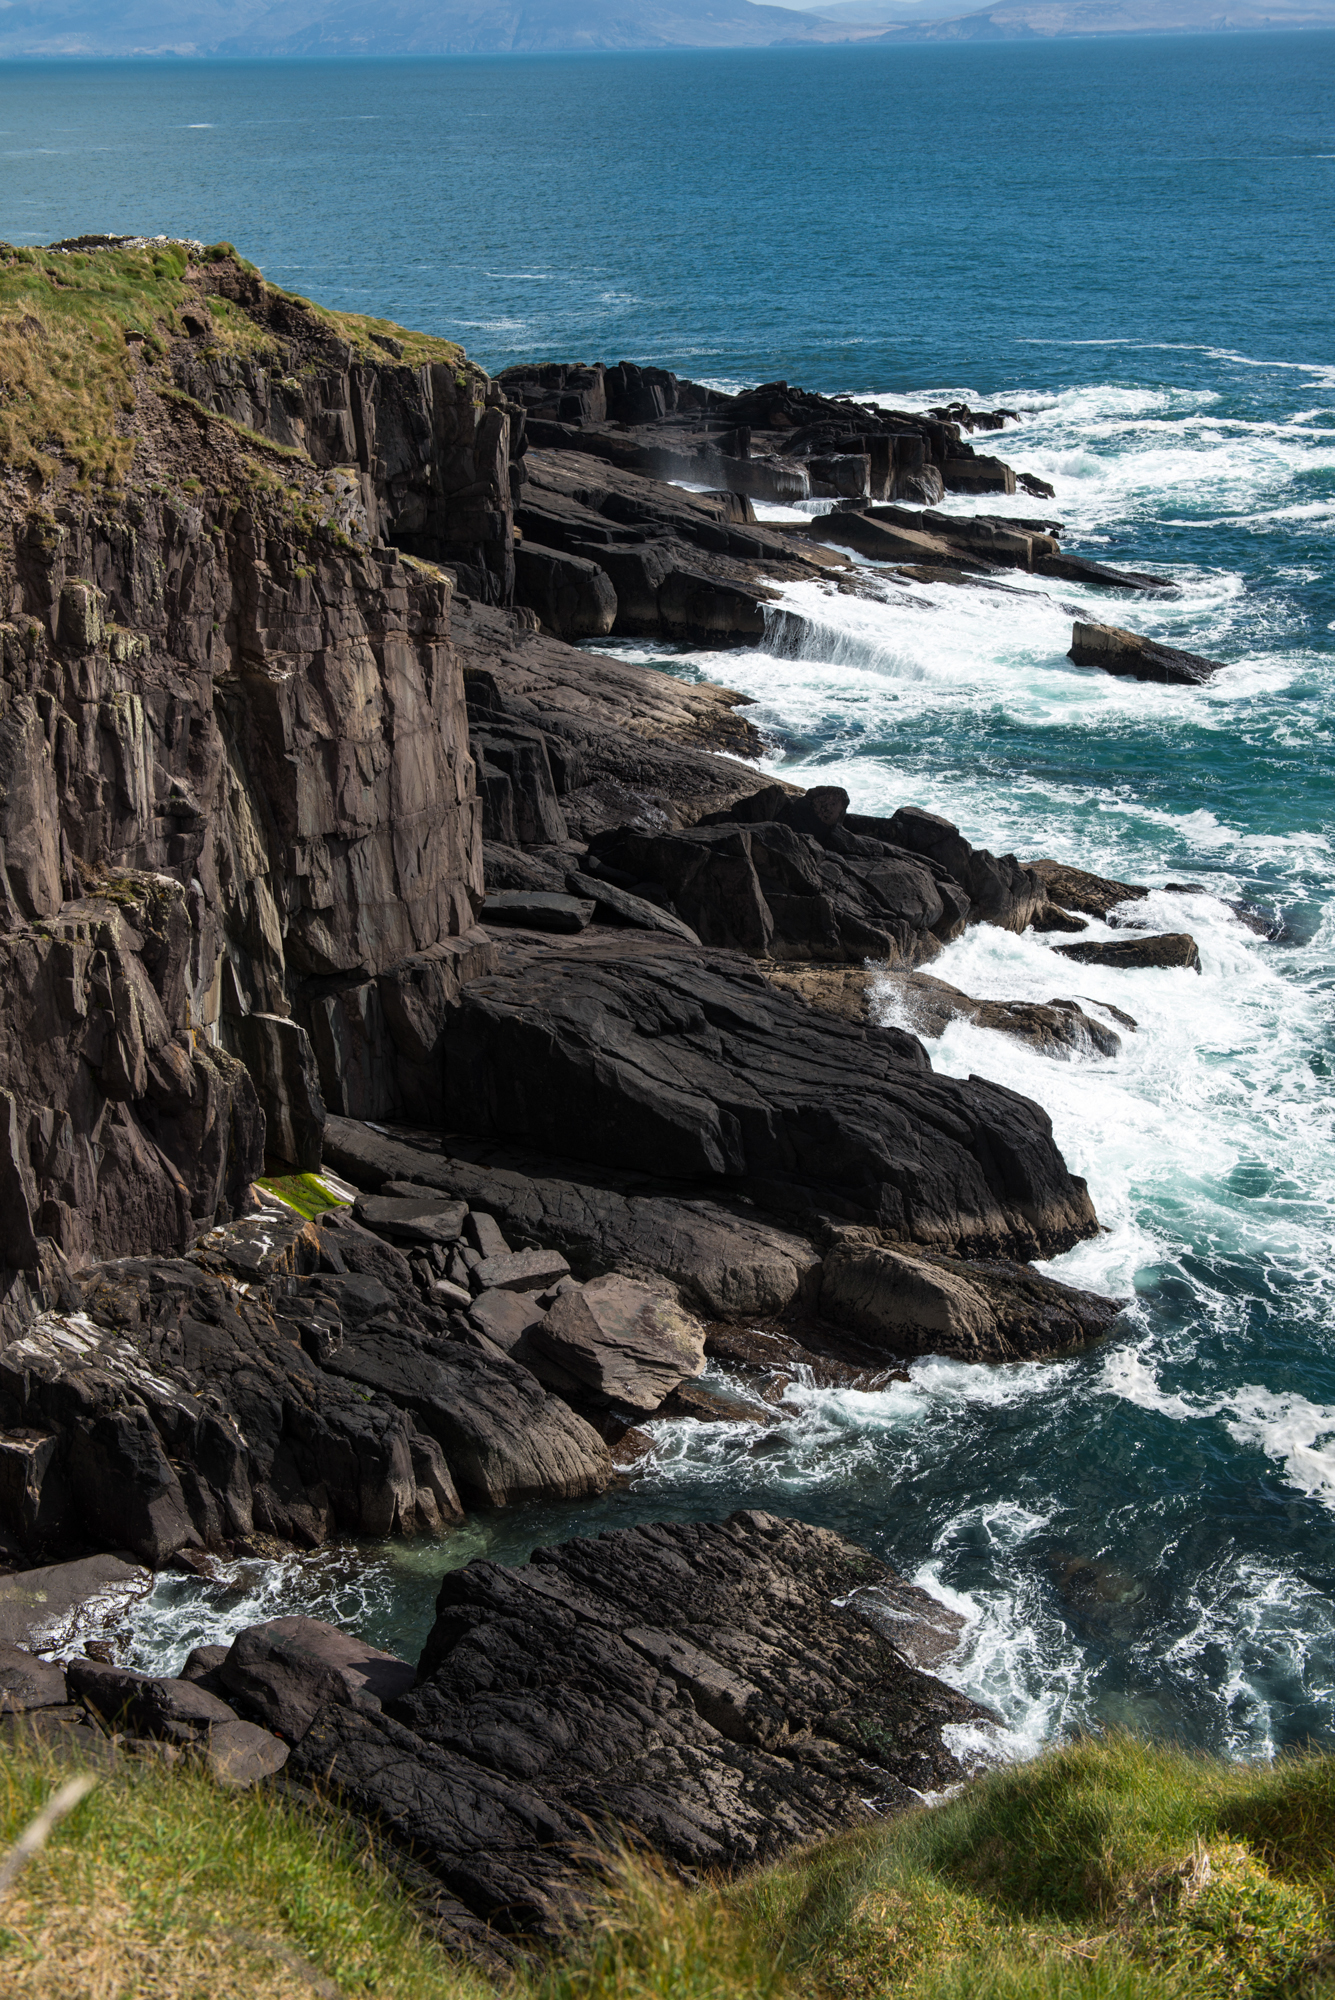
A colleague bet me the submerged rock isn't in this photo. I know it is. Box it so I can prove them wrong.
[1069,621,1226,684]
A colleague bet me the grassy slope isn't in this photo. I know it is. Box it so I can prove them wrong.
[0,238,470,492]
[3,1735,1335,1999]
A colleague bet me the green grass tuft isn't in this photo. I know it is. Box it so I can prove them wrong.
[256,1171,351,1220]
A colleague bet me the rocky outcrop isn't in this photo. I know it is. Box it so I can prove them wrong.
[1069,621,1225,683]
[285,1513,987,1944]
[876,969,1125,1058]
[438,928,1098,1257]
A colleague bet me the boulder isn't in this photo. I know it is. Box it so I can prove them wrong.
[513,541,617,641]
[468,1288,547,1355]
[351,1195,469,1246]
[66,1658,240,1742]
[472,1248,571,1294]
[204,1718,290,1787]
[528,1277,706,1415]
[820,1236,1123,1362]
[221,1616,417,1742]
[0,1641,67,1711]
[1069,621,1224,684]
[821,1240,1001,1358]
[565,870,702,945]
[287,1514,987,1945]
[464,1213,510,1259]
[1054,934,1202,973]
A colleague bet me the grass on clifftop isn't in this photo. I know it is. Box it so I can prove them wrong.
[0,238,472,494]
[4,1733,1335,1998]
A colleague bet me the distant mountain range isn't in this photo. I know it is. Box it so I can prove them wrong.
[2,0,1333,56]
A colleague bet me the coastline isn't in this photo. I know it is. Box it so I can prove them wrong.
[0,235,1330,1946]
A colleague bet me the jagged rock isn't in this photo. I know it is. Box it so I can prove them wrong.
[1029,858,1149,918]
[878,971,1123,1058]
[1069,621,1224,683]
[0,1228,617,1559]
[315,1323,608,1506]
[221,1616,416,1742]
[1055,934,1202,973]
[0,1642,67,1711]
[464,1212,510,1258]
[528,1277,706,1415]
[287,1514,987,1944]
[440,931,1098,1258]
[586,809,969,967]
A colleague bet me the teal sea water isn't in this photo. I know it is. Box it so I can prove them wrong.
[3,37,1333,1761]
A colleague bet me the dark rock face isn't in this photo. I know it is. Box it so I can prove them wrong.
[1029,858,1150,919]
[1,271,490,1247]
[1069,621,1224,683]
[582,789,1041,969]
[1055,934,1202,973]
[287,1513,987,1943]
[440,930,1098,1257]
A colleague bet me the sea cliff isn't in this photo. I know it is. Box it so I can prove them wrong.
[0,236,1201,1941]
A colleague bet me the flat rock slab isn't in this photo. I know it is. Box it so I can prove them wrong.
[483,892,595,933]
[468,1288,547,1355]
[1069,621,1225,685]
[565,870,703,944]
[530,1275,706,1415]
[221,1616,417,1743]
[0,1641,67,1711]
[352,1194,468,1245]
[0,1555,150,1653]
[472,1247,571,1294]
[67,1659,239,1740]
[203,1718,290,1787]
[286,1514,987,1949]
[440,936,1098,1260]
[1055,933,1201,973]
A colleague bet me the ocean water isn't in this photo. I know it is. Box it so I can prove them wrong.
[3,38,1333,1761]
